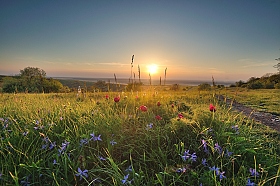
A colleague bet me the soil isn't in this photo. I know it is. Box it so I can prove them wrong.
[217,95,280,133]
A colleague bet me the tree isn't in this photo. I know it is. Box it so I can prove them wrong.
[274,58,280,73]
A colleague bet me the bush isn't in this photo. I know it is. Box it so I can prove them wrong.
[198,83,211,90]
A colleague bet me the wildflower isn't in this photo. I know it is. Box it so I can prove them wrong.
[155,115,162,120]
[201,139,208,153]
[209,166,220,175]
[23,131,28,136]
[105,95,109,99]
[231,125,239,134]
[60,117,63,120]
[125,165,133,172]
[214,143,222,154]
[42,144,48,150]
[90,133,102,141]
[49,141,56,150]
[75,167,88,181]
[176,167,187,173]
[139,105,148,112]
[146,123,153,129]
[157,101,161,106]
[171,104,174,108]
[53,159,57,165]
[121,174,129,184]
[80,139,88,146]
[190,152,197,162]
[219,171,226,181]
[246,178,256,186]
[114,96,120,102]
[225,149,233,157]
[58,141,70,155]
[202,158,208,166]
[178,113,184,119]
[110,139,117,146]
[209,104,216,112]
[181,150,190,161]
[98,156,106,161]
[249,168,259,177]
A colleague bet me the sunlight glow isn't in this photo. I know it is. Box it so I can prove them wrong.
[147,64,158,75]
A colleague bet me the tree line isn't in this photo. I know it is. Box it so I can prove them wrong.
[1,67,69,93]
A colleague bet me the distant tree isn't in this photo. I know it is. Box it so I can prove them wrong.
[274,58,280,73]
[235,80,245,87]
[198,83,211,91]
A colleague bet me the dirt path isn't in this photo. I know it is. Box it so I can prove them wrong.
[217,95,280,133]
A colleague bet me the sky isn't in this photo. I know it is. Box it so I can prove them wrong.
[0,0,279,82]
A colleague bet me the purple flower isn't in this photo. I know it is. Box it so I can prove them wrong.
[53,159,57,165]
[121,174,129,184]
[219,171,226,181]
[176,167,187,173]
[75,167,88,181]
[181,150,190,161]
[49,142,56,150]
[98,156,106,161]
[214,143,222,154]
[209,166,220,175]
[42,144,48,150]
[146,123,153,129]
[225,149,233,157]
[90,132,102,141]
[110,139,117,146]
[58,141,70,155]
[249,168,259,177]
[125,165,132,172]
[202,158,208,166]
[190,152,197,162]
[23,131,28,136]
[246,178,256,186]
[80,139,88,146]
[201,139,208,152]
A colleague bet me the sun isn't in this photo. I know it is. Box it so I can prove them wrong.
[147,64,158,75]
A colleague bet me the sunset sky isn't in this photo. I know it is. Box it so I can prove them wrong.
[0,0,279,81]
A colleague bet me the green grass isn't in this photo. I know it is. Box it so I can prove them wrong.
[218,88,280,115]
[0,89,279,185]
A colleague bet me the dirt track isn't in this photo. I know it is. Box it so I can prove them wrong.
[217,95,280,133]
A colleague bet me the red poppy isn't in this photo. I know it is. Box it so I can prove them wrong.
[157,101,161,106]
[209,104,216,112]
[171,104,174,108]
[139,105,148,112]
[105,95,109,99]
[155,115,162,120]
[178,113,184,119]
[114,97,120,102]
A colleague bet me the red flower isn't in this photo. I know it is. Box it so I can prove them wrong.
[157,101,161,106]
[178,113,184,119]
[105,95,109,99]
[139,105,148,112]
[114,97,120,102]
[171,104,174,108]
[155,115,162,120]
[209,104,216,112]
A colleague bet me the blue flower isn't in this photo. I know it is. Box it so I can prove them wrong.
[214,143,222,154]
[146,123,153,129]
[125,165,132,172]
[75,167,88,181]
[110,139,117,146]
[176,167,187,173]
[249,168,259,177]
[209,166,220,175]
[49,142,56,150]
[225,149,233,157]
[98,156,106,161]
[246,178,256,186]
[201,139,208,152]
[121,174,129,184]
[53,159,57,165]
[219,171,226,181]
[80,139,88,146]
[202,158,208,166]
[23,131,28,136]
[181,150,190,161]
[190,152,197,162]
[90,132,102,141]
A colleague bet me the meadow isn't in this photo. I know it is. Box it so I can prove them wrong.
[0,87,279,186]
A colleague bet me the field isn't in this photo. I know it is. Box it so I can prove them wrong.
[0,88,279,185]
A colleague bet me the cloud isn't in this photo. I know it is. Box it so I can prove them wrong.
[241,61,275,68]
